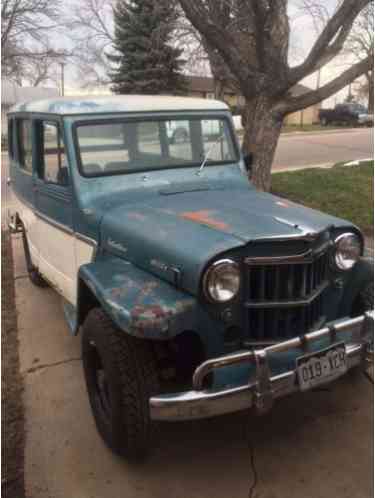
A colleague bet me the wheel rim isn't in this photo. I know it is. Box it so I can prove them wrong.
[89,341,112,423]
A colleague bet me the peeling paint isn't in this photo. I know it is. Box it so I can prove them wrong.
[80,259,196,340]
[180,210,230,231]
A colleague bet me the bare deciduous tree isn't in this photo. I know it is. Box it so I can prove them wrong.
[346,1,374,112]
[1,0,64,84]
[178,0,372,191]
[68,0,115,88]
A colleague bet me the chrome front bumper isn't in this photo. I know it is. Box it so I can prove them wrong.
[150,311,374,421]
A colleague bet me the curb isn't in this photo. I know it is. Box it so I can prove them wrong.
[272,162,333,173]
[279,127,369,138]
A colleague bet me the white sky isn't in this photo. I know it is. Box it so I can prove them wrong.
[55,0,360,107]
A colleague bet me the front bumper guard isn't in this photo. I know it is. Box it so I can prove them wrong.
[150,311,374,421]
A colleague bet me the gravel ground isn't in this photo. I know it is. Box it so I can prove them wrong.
[2,231,25,498]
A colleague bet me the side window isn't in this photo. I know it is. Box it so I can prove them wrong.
[8,119,14,160]
[17,119,33,173]
[40,121,68,186]
[137,122,161,155]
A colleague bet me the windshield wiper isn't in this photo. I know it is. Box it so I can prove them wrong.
[198,134,225,173]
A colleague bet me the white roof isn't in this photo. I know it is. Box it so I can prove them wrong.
[9,95,229,115]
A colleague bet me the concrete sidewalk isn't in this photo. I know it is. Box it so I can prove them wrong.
[13,235,373,498]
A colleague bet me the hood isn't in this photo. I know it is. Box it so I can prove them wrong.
[100,187,353,295]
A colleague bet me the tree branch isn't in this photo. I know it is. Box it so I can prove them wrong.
[178,0,258,95]
[278,56,371,115]
[288,0,371,85]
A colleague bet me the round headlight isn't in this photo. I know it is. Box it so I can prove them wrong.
[204,259,240,303]
[334,233,361,270]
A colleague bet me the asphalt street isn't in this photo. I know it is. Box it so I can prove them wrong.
[273,127,373,170]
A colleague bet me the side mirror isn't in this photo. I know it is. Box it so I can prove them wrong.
[243,153,253,175]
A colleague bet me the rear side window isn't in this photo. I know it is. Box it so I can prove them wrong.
[40,121,68,185]
[17,119,33,173]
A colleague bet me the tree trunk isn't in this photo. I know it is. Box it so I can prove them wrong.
[242,96,283,192]
[213,78,225,101]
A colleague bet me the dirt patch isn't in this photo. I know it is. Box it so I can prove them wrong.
[2,230,25,498]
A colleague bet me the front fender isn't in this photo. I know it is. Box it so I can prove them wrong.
[78,257,197,340]
[339,256,374,316]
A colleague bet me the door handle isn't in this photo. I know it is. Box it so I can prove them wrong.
[6,177,11,186]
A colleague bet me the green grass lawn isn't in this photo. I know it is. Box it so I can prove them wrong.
[272,161,374,236]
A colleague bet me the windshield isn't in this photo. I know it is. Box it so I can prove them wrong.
[75,117,238,177]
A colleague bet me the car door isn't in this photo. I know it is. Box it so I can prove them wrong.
[10,116,40,268]
[34,119,76,304]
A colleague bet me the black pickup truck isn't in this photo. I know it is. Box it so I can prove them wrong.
[319,103,373,127]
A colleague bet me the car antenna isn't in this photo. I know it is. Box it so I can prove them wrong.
[198,134,224,174]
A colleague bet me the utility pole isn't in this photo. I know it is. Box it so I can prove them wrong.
[59,62,66,96]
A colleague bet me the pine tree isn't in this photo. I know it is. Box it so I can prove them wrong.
[108,0,187,95]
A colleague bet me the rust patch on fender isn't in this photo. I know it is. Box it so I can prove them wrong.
[180,210,229,231]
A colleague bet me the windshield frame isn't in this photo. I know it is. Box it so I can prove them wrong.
[72,113,240,178]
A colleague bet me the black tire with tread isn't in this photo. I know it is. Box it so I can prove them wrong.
[82,308,160,460]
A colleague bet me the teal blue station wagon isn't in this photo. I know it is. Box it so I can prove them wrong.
[7,95,374,459]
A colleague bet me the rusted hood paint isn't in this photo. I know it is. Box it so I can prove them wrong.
[100,187,352,295]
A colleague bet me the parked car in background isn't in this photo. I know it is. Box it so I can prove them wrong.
[7,95,374,461]
[319,103,373,127]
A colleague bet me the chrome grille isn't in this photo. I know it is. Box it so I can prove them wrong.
[245,249,330,341]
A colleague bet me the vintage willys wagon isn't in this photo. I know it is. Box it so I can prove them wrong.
[7,96,373,459]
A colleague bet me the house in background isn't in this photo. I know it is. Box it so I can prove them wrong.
[186,75,321,126]
[1,80,59,137]
[187,76,245,110]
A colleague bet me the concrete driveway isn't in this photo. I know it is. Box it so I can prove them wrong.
[12,234,373,498]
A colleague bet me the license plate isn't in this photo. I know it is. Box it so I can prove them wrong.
[296,343,347,391]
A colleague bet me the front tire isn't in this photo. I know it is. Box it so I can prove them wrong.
[82,308,160,460]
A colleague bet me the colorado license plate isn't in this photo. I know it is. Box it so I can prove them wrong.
[296,343,347,391]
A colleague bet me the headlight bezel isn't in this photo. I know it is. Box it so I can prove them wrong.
[333,232,362,271]
[203,258,241,303]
